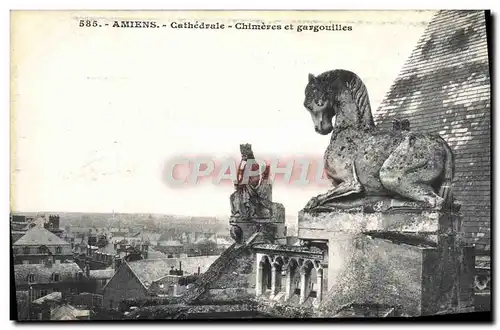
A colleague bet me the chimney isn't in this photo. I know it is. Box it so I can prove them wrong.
[85,262,90,277]
[179,261,182,274]
[197,266,200,275]
[54,215,60,229]
[114,257,122,270]
[61,290,69,304]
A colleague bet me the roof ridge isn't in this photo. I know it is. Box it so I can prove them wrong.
[123,259,150,289]
[13,226,70,246]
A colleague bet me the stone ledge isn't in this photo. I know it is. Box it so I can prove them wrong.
[298,210,461,240]
[230,218,285,224]
[251,244,324,256]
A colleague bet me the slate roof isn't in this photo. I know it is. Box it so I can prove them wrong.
[127,256,219,288]
[50,304,90,320]
[141,232,161,242]
[97,243,116,255]
[13,226,70,246]
[11,222,29,231]
[89,269,115,280]
[216,237,233,246]
[158,240,183,247]
[374,10,491,252]
[147,248,167,259]
[152,275,184,294]
[110,236,126,244]
[193,237,215,245]
[32,291,62,305]
[14,262,83,285]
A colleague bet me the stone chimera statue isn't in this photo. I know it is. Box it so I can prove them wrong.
[302,69,459,213]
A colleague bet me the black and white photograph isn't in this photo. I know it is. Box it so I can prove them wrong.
[9,9,492,321]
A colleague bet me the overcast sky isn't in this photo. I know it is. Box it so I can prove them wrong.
[11,10,436,216]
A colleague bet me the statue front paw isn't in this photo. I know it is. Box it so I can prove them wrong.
[304,196,320,210]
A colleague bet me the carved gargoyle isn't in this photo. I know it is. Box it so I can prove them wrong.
[230,144,273,220]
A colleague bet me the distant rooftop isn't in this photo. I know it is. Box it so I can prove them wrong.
[32,291,62,305]
[148,248,167,259]
[89,269,114,280]
[13,226,70,246]
[14,262,82,285]
[127,256,219,287]
[158,240,183,247]
[51,304,90,320]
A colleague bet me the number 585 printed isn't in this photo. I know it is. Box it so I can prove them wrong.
[79,20,101,27]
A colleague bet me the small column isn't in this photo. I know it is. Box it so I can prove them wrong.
[270,265,278,298]
[299,269,308,304]
[256,260,263,297]
[285,266,293,300]
[316,268,323,304]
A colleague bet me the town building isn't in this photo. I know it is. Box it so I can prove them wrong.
[43,215,64,238]
[14,261,85,302]
[102,256,218,309]
[89,269,115,294]
[155,239,184,256]
[13,226,73,265]
[10,215,34,243]
[50,304,91,320]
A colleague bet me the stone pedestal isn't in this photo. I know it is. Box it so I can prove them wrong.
[298,209,475,317]
[230,220,287,244]
[230,203,286,244]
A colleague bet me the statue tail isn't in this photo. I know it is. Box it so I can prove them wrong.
[438,137,455,207]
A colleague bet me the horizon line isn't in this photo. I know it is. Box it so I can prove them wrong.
[10,210,299,218]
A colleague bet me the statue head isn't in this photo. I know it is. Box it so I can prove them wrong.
[239,143,255,161]
[304,70,374,135]
[303,73,340,135]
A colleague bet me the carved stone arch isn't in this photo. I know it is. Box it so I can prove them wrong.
[258,254,271,267]
[284,257,297,271]
[271,261,283,270]
[273,255,285,267]
[289,257,299,268]
[258,254,272,293]
[300,259,315,275]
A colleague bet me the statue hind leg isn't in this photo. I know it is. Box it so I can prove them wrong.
[304,163,363,210]
[379,136,445,210]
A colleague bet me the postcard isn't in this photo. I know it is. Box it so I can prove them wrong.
[10,10,491,321]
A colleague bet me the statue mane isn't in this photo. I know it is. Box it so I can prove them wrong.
[308,69,376,130]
